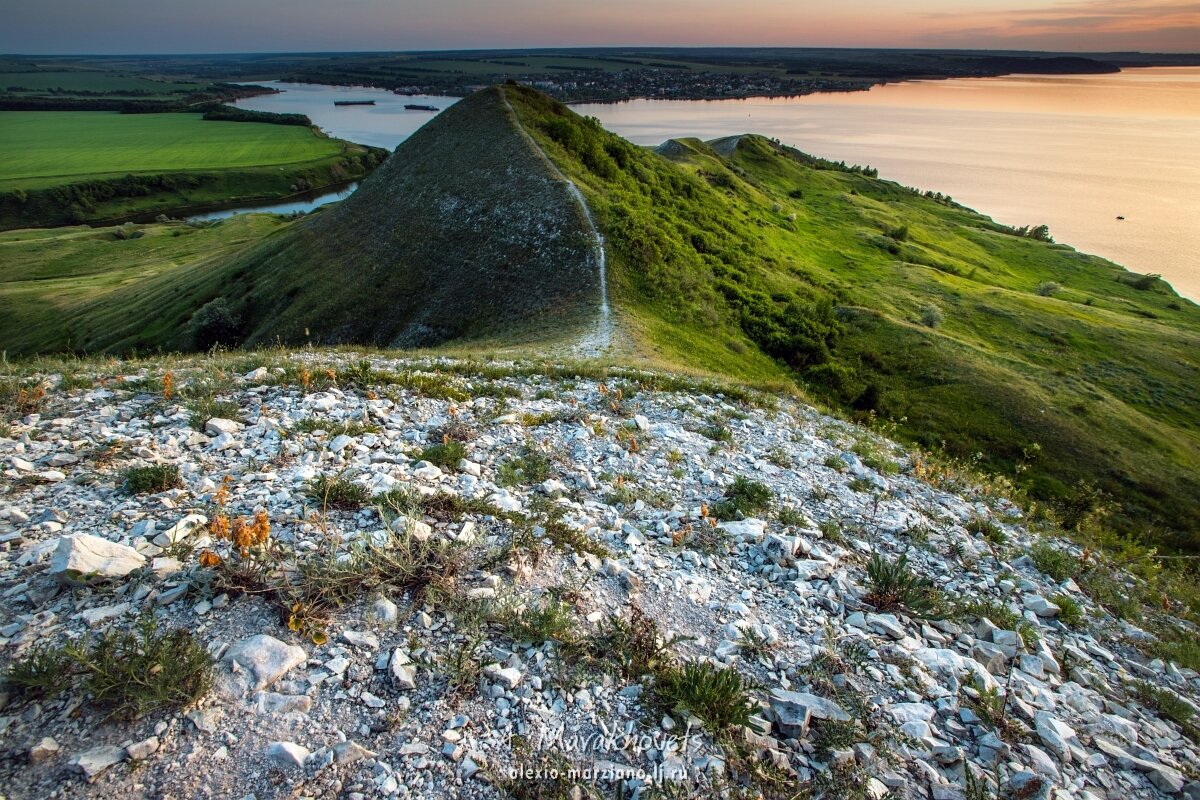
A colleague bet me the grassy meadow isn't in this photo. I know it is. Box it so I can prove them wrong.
[0,112,346,189]
[0,112,386,228]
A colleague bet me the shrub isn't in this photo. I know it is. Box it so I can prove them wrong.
[919,304,944,328]
[1050,593,1085,628]
[967,515,1007,546]
[711,476,773,520]
[651,660,759,733]
[122,464,181,494]
[1030,543,1079,582]
[4,615,213,719]
[864,553,944,617]
[420,439,467,470]
[306,474,369,510]
[496,451,552,487]
[1035,281,1061,297]
[189,297,241,351]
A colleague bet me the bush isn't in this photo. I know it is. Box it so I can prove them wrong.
[1036,281,1061,297]
[497,451,552,487]
[1050,593,1085,627]
[189,297,241,351]
[306,474,370,510]
[919,304,944,328]
[420,439,467,470]
[3,616,213,719]
[122,464,181,494]
[1030,543,1079,582]
[864,553,944,617]
[711,476,773,520]
[651,660,759,733]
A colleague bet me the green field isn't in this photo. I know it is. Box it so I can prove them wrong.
[0,112,345,190]
[0,69,200,96]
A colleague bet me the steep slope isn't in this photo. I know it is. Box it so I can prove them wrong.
[1,87,602,353]
[500,85,1200,546]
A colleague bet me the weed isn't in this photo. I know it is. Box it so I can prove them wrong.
[700,423,734,443]
[122,464,181,494]
[964,677,1026,742]
[4,615,213,720]
[711,476,773,521]
[1127,680,1198,740]
[497,451,552,487]
[1050,593,1085,628]
[955,598,1021,631]
[864,553,945,618]
[766,446,792,467]
[823,454,847,472]
[651,660,759,733]
[1030,543,1079,582]
[432,419,476,443]
[590,604,685,680]
[496,595,579,645]
[305,473,370,511]
[420,439,467,470]
[777,507,807,527]
[967,516,1007,546]
[819,518,846,545]
[848,477,874,493]
[292,418,380,437]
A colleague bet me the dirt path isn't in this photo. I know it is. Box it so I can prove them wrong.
[499,92,613,357]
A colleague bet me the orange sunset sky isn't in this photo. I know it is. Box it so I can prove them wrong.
[2,0,1198,53]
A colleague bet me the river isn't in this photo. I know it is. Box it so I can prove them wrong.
[235,71,1200,299]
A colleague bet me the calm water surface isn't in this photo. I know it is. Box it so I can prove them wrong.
[577,68,1200,299]
[234,72,1200,299]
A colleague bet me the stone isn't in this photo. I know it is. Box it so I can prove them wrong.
[126,736,160,760]
[341,630,379,649]
[49,535,145,584]
[29,737,60,762]
[769,689,850,738]
[391,649,418,690]
[221,635,307,696]
[371,596,399,625]
[267,741,310,770]
[1023,595,1060,618]
[254,692,313,715]
[205,417,242,436]
[71,746,126,780]
[335,741,376,765]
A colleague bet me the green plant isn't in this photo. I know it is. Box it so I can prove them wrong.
[777,507,806,526]
[919,304,944,328]
[711,476,773,521]
[496,595,579,645]
[864,553,945,617]
[187,398,240,431]
[497,451,552,487]
[967,516,1007,546]
[848,476,874,493]
[420,439,467,470]
[700,423,734,443]
[122,464,181,494]
[1127,680,1198,740]
[766,446,792,467]
[1030,543,1079,582]
[292,418,380,437]
[1050,593,1085,628]
[964,677,1025,742]
[3,615,213,720]
[1036,281,1061,297]
[651,660,759,733]
[305,473,370,510]
[590,604,685,680]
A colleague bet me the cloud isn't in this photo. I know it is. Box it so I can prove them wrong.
[921,0,1200,50]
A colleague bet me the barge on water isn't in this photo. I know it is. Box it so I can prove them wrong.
[404,104,439,111]
[333,100,376,106]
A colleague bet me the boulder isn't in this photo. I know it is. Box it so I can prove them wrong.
[49,535,145,584]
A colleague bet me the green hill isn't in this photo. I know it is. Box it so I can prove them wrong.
[1,84,1197,547]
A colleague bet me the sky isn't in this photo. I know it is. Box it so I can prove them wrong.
[2,0,1198,54]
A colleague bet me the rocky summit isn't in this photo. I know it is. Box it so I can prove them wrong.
[0,352,1197,800]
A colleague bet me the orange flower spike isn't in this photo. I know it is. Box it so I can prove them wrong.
[198,549,222,568]
[162,372,174,402]
[208,514,231,541]
[700,502,709,518]
[253,510,271,544]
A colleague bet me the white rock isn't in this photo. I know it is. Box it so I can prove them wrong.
[267,741,309,770]
[205,417,242,436]
[71,746,126,780]
[221,635,307,696]
[49,535,145,584]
